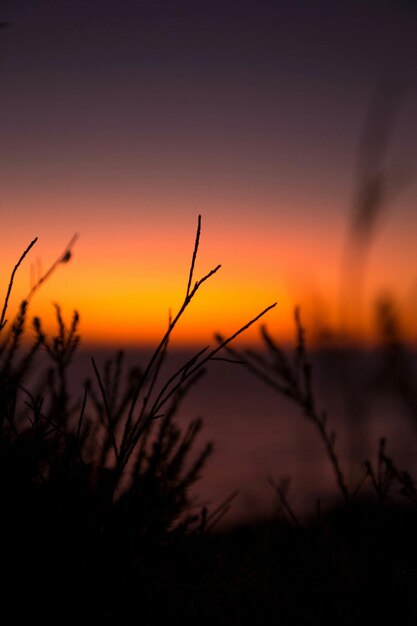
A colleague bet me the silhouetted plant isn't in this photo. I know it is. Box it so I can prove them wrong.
[0,216,276,621]
[366,437,417,506]
[217,307,350,503]
[75,216,275,541]
[221,306,417,518]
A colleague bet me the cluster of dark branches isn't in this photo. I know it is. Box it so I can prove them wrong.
[0,218,275,620]
[219,306,417,522]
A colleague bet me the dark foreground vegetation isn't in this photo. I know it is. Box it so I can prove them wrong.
[1,219,417,625]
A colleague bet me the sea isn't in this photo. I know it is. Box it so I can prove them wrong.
[27,344,417,526]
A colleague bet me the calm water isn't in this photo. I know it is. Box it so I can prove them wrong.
[33,346,417,524]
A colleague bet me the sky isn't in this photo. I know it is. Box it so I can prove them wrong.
[1,0,417,347]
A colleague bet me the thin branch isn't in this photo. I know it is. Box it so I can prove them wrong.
[220,342,297,399]
[121,215,221,457]
[189,265,221,296]
[209,356,245,364]
[119,316,173,460]
[77,381,89,442]
[146,346,210,422]
[268,476,301,527]
[0,237,38,330]
[26,233,79,301]
[152,302,277,417]
[204,490,239,532]
[226,310,350,503]
[91,357,119,462]
[186,214,201,298]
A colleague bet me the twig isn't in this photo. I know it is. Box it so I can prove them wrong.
[91,357,119,462]
[222,310,350,503]
[204,490,239,532]
[151,302,277,417]
[26,233,79,301]
[121,216,221,456]
[0,237,38,330]
[186,214,201,298]
[268,476,301,527]
[77,381,89,442]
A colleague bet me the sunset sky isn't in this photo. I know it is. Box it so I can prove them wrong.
[1,0,417,347]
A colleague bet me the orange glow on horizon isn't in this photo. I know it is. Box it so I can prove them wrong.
[1,193,416,350]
